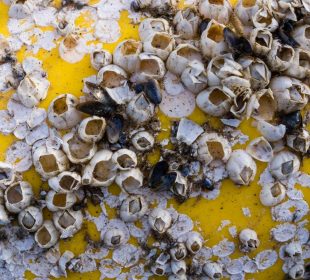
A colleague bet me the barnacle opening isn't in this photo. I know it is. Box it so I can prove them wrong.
[155,267,164,275]
[242,0,256,7]
[240,166,253,184]
[93,161,114,182]
[129,198,142,214]
[255,33,271,47]
[140,59,160,75]
[22,212,35,229]
[209,88,229,105]
[58,211,76,229]
[63,35,78,49]
[207,24,224,42]
[137,137,151,148]
[101,71,126,88]
[209,0,224,4]
[37,226,51,245]
[150,20,166,32]
[68,135,93,159]
[257,94,275,120]
[154,217,165,232]
[206,141,225,159]
[121,41,140,55]
[52,193,68,208]
[53,96,68,115]
[85,119,104,135]
[7,184,23,204]
[257,12,272,26]
[111,235,121,245]
[305,27,310,39]
[59,175,79,191]
[135,93,150,110]
[117,155,135,169]
[151,34,171,49]
[177,46,201,60]
[191,241,200,252]
[281,160,293,175]
[299,51,310,68]
[122,176,140,190]
[175,250,185,260]
[271,183,282,197]
[277,47,293,62]
[213,273,222,279]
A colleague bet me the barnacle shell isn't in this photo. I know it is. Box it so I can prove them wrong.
[113,40,143,73]
[4,181,33,213]
[269,76,310,113]
[148,208,172,234]
[53,209,83,238]
[199,0,232,25]
[59,34,86,63]
[269,151,300,180]
[46,190,77,212]
[285,242,302,258]
[286,129,310,153]
[226,150,257,185]
[0,162,15,186]
[16,73,50,108]
[138,18,171,42]
[115,168,143,193]
[32,145,69,180]
[186,231,203,254]
[103,228,126,248]
[151,263,168,276]
[112,149,137,170]
[250,28,273,56]
[289,264,305,279]
[18,206,43,232]
[201,20,228,58]
[78,116,106,143]
[176,118,204,146]
[252,7,278,32]
[119,195,148,222]
[171,260,186,276]
[173,8,200,39]
[62,132,97,164]
[170,171,189,199]
[239,228,259,252]
[131,131,155,151]
[260,182,286,207]
[0,204,9,225]
[82,150,116,187]
[9,0,34,19]
[246,137,273,162]
[235,0,260,26]
[90,50,112,70]
[170,243,187,261]
[285,48,310,79]
[194,132,232,165]
[48,171,81,193]
[203,261,223,279]
[48,94,82,130]
[35,220,59,249]
[196,86,234,117]
[257,120,286,142]
[166,44,202,76]
[292,24,310,51]
[181,60,208,94]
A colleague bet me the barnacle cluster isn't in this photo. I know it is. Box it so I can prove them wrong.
[0,0,309,279]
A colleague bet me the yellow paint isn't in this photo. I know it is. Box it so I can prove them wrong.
[0,1,309,280]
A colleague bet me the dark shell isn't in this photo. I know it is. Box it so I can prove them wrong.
[0,172,8,180]
[149,161,170,189]
[198,19,210,36]
[106,114,124,144]
[200,178,214,191]
[134,79,162,105]
[85,82,116,106]
[277,19,299,48]
[160,172,177,190]
[281,111,302,132]
[76,101,115,117]
[130,0,140,12]
[224,27,252,56]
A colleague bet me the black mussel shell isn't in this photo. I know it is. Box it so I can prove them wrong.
[160,172,177,190]
[224,27,252,56]
[198,19,211,36]
[200,178,214,191]
[85,81,116,106]
[281,111,302,132]
[0,172,8,180]
[277,20,299,48]
[149,161,170,189]
[130,1,140,12]
[134,79,162,105]
[106,114,124,144]
[76,101,115,117]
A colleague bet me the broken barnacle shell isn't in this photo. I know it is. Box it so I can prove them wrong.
[8,0,34,19]
[18,206,43,232]
[203,262,223,279]
[112,149,137,171]
[4,181,33,213]
[246,89,276,121]
[173,8,200,39]
[292,24,310,51]
[194,132,232,165]
[230,86,252,119]
[48,94,82,130]
[206,53,243,87]
[252,7,278,32]
[32,145,69,179]
[239,228,260,252]
[199,0,232,25]
[90,50,112,70]
[53,209,83,238]
[249,27,273,56]
[246,136,273,162]
[143,32,175,61]
[170,171,189,199]
[285,48,310,79]
[46,190,77,212]
[226,149,257,185]
[257,120,286,142]
[126,92,155,124]
[115,168,143,193]
[166,44,202,76]
[238,57,271,90]
[269,76,310,114]
[135,79,162,105]
[176,118,204,146]
[82,150,116,187]
[235,0,260,26]
[285,242,302,258]
[270,151,300,180]
[56,14,75,36]
[286,129,310,153]
[119,195,147,222]
[131,131,155,151]
[186,231,203,254]
[48,171,81,193]
[171,260,186,276]
[106,114,124,144]
[62,132,97,164]
[148,208,172,234]
[170,243,187,261]
[223,27,253,56]
[0,162,15,186]
[138,18,171,42]
[35,220,59,249]
[267,40,295,72]
[196,86,234,117]
[16,73,50,108]
[260,182,286,207]
[201,20,228,58]
[78,116,106,143]
[113,40,143,73]
[103,227,126,248]
[59,34,86,64]
[181,60,208,94]
[289,264,305,280]
[97,65,131,105]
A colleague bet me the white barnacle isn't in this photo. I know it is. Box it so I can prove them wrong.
[115,168,143,193]
[119,195,148,222]
[252,7,278,32]
[131,131,155,151]
[90,50,112,70]
[285,242,303,258]
[289,264,305,279]
[138,18,171,42]
[286,129,310,154]
[226,150,257,185]
[171,260,186,276]
[292,24,310,51]
[239,228,260,252]
[151,263,168,276]
[49,172,80,193]
[46,190,76,212]
[103,228,126,248]
[148,208,172,234]
[271,223,296,243]
[4,181,33,213]
[235,0,260,26]
[246,136,273,162]
[53,209,83,239]
[170,242,187,261]
[112,149,137,171]
[257,120,286,142]
[250,27,273,56]
[259,182,286,207]
[0,162,15,186]
[78,116,106,143]
[59,34,86,63]
[173,8,200,39]
[186,231,203,254]
[18,206,43,232]
[269,151,300,180]
[285,48,310,80]
[170,171,189,199]
[48,94,82,130]
[35,220,59,249]
[203,261,223,279]
[199,0,232,25]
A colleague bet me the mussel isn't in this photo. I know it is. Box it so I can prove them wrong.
[134,79,162,105]
[224,27,252,57]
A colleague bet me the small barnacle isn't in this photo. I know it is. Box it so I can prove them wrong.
[226,150,257,185]
[186,231,203,254]
[119,195,148,222]
[78,116,106,143]
[285,242,303,258]
[103,228,126,248]
[148,208,172,234]
[292,24,310,51]
[112,149,137,171]
[138,17,171,42]
[131,131,155,151]
[171,260,186,276]
[170,171,189,199]
[203,261,223,279]
[45,190,77,212]
[59,34,86,63]
[170,242,187,261]
[90,50,112,70]
[53,209,83,239]
[285,48,310,80]
[199,0,232,25]
[235,0,259,26]
[0,162,15,186]
[35,220,59,249]
[4,181,33,213]
[106,114,124,144]
[18,206,43,232]
[249,27,273,56]
[223,27,252,56]
[115,168,143,193]
[289,264,305,279]
[48,94,82,130]
[239,228,260,252]
[259,182,286,207]
[173,8,200,39]
[286,129,310,153]
[269,151,300,180]
[252,7,278,32]
[246,137,273,162]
